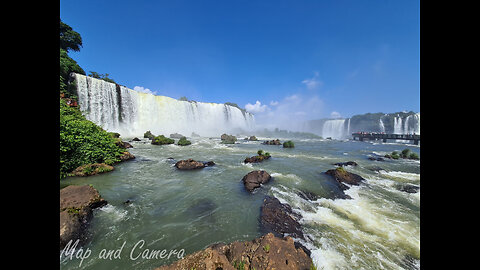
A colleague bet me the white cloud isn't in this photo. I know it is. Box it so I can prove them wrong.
[330,111,342,119]
[245,100,268,113]
[301,72,323,90]
[133,86,155,95]
[270,101,279,106]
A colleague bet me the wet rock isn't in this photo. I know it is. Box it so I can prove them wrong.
[244,155,271,164]
[154,233,313,270]
[296,190,319,201]
[175,159,214,170]
[131,137,141,141]
[333,161,358,167]
[262,139,281,145]
[325,166,365,188]
[368,156,385,161]
[220,133,237,144]
[242,170,272,192]
[260,196,304,240]
[398,184,420,194]
[60,185,107,249]
[187,198,217,218]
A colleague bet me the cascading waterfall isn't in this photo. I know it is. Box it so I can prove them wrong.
[394,116,403,134]
[74,73,255,137]
[379,117,386,133]
[322,119,346,139]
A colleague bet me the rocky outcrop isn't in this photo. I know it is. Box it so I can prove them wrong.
[221,133,237,144]
[244,154,271,164]
[398,184,420,193]
[118,151,135,162]
[242,170,272,192]
[70,163,114,177]
[174,159,215,170]
[154,233,313,270]
[262,139,281,145]
[60,185,107,249]
[260,196,304,241]
[325,166,365,189]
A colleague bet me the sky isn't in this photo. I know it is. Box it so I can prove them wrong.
[60,0,420,126]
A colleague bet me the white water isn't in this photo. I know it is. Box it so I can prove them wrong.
[74,74,255,137]
[322,119,346,139]
[394,113,420,135]
[379,117,385,133]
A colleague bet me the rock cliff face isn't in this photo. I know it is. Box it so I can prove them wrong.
[155,233,313,270]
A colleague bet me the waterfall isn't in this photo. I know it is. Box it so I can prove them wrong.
[322,119,346,139]
[394,116,403,134]
[379,117,385,133]
[74,73,255,137]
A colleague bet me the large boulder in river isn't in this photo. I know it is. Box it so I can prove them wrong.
[262,139,281,145]
[242,170,272,192]
[154,233,313,270]
[220,133,237,144]
[60,185,107,249]
[325,166,364,188]
[175,159,215,170]
[70,163,114,177]
[260,196,304,241]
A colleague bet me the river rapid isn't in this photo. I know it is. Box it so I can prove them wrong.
[60,137,420,270]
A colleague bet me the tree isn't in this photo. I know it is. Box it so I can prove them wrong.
[60,20,83,52]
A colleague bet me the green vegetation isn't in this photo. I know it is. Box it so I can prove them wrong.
[60,99,125,179]
[151,135,175,145]
[264,152,271,157]
[310,262,317,270]
[221,133,237,144]
[385,149,419,160]
[144,130,155,139]
[257,150,264,156]
[283,140,295,148]
[233,260,246,270]
[263,244,270,252]
[88,71,116,84]
[177,136,192,146]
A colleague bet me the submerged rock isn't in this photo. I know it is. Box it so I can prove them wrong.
[154,233,312,270]
[333,161,358,167]
[398,184,420,194]
[59,185,107,249]
[242,170,272,192]
[244,154,271,164]
[260,196,304,240]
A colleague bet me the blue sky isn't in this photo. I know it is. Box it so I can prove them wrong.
[60,0,419,122]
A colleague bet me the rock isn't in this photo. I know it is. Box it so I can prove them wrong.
[220,133,237,144]
[398,184,420,193]
[262,139,281,145]
[325,166,365,189]
[154,233,313,270]
[60,185,107,249]
[144,130,155,140]
[70,163,114,177]
[260,196,304,240]
[169,133,185,139]
[175,159,214,170]
[296,190,319,201]
[122,141,133,148]
[248,135,258,141]
[368,156,385,161]
[151,135,175,145]
[131,137,141,141]
[333,161,358,167]
[119,151,135,162]
[242,170,272,192]
[244,155,271,164]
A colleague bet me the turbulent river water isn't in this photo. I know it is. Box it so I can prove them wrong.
[60,137,420,270]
